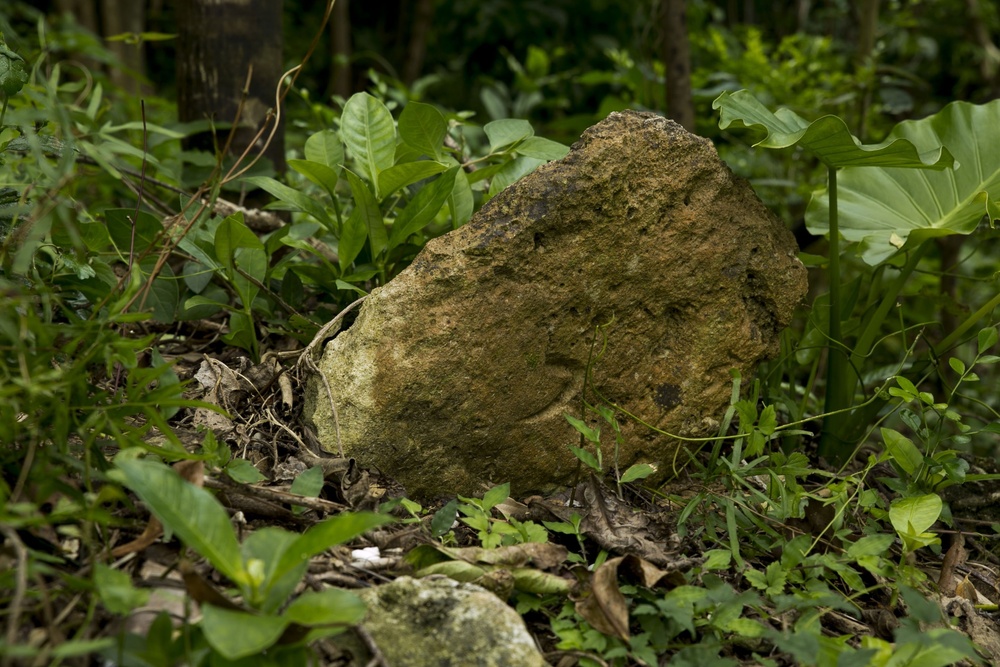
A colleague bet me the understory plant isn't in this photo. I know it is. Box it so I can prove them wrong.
[714,91,1000,464]
[107,456,391,664]
[0,14,568,664]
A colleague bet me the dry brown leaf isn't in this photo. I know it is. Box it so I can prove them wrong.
[938,533,967,597]
[179,559,242,611]
[574,556,630,642]
[956,575,980,603]
[617,554,686,589]
[111,515,164,557]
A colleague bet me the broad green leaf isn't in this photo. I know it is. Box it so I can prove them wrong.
[183,294,226,312]
[568,445,601,473]
[242,175,332,227]
[240,527,304,612]
[484,119,533,152]
[304,129,344,168]
[807,100,1000,264]
[338,205,368,272]
[482,482,511,510]
[132,256,181,324]
[290,466,324,499]
[398,101,447,159]
[388,167,459,247]
[214,213,266,309]
[0,40,28,97]
[226,458,266,484]
[300,512,395,553]
[889,493,942,537]
[95,563,149,615]
[882,627,978,667]
[846,534,894,558]
[222,311,257,357]
[713,90,954,170]
[488,156,544,198]
[448,168,474,229]
[880,427,923,477]
[378,160,448,200]
[620,463,655,484]
[344,169,387,259]
[104,208,164,257]
[341,92,396,197]
[283,588,366,626]
[514,136,570,161]
[200,605,287,659]
[288,158,341,198]
[116,459,244,585]
[564,414,601,443]
[979,326,999,353]
[431,499,459,537]
[182,259,213,293]
[757,405,777,436]
[273,512,392,585]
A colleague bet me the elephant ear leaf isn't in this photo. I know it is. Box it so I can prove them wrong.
[713,89,954,170]
[806,99,1000,264]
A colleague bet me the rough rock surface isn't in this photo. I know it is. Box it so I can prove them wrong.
[333,576,545,667]
[305,110,807,497]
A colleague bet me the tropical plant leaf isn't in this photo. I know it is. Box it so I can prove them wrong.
[116,459,245,585]
[283,588,367,627]
[341,92,396,198]
[200,605,287,660]
[378,160,448,200]
[242,175,333,227]
[880,428,923,477]
[713,90,954,170]
[398,101,447,159]
[889,494,942,537]
[387,167,458,247]
[807,99,1000,264]
[484,119,533,152]
[288,159,341,199]
[344,169,387,260]
[304,129,344,169]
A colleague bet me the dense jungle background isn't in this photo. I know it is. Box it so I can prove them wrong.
[4,1,1000,665]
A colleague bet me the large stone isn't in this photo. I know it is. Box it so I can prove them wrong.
[333,576,546,667]
[305,111,807,498]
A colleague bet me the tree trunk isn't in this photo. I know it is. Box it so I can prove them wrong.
[100,0,148,95]
[176,0,285,174]
[402,0,434,86]
[660,0,695,132]
[329,0,352,99]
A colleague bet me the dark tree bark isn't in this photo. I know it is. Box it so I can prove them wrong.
[176,0,285,174]
[402,0,434,86]
[660,0,695,132]
[329,0,352,99]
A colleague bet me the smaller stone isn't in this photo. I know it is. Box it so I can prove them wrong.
[334,575,545,667]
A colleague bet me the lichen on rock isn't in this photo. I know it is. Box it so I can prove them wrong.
[304,110,807,498]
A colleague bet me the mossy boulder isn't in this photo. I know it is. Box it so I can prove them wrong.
[305,111,807,498]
